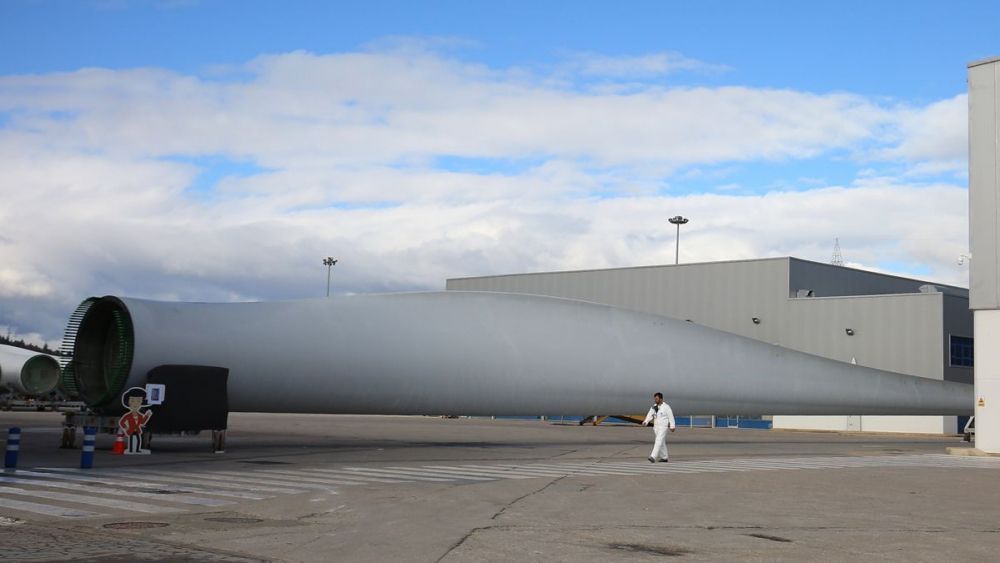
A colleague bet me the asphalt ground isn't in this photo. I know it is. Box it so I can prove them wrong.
[0,411,997,562]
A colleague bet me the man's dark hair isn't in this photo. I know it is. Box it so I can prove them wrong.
[124,387,147,400]
[654,392,663,399]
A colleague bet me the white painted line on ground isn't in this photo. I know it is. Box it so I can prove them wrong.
[36,468,270,500]
[303,468,413,484]
[588,462,676,473]
[384,467,496,481]
[186,470,336,491]
[547,463,647,476]
[630,463,730,474]
[0,474,234,507]
[227,469,376,486]
[393,466,502,481]
[113,469,308,494]
[492,464,614,477]
[0,485,184,514]
[340,468,456,482]
[421,466,539,480]
[474,465,591,478]
[444,465,571,479]
[521,463,649,476]
[0,496,105,519]
[27,468,187,488]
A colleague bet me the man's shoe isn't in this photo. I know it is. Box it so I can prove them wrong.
[659,458,669,463]
[647,456,655,463]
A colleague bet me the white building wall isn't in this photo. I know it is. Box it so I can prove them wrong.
[969,57,1000,452]
[772,416,947,434]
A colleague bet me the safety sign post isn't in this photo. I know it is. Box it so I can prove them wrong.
[80,427,96,469]
[5,427,20,469]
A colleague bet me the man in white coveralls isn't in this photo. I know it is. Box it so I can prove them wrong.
[642,392,676,462]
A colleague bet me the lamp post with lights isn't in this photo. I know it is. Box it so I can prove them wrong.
[668,216,689,265]
[323,257,338,297]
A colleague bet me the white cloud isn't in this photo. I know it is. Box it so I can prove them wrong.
[561,51,730,78]
[878,94,967,176]
[0,46,972,342]
[0,51,893,170]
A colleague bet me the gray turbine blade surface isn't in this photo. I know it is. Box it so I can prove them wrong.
[69,291,972,416]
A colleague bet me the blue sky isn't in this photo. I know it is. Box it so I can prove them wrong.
[3,0,995,98]
[0,0,994,343]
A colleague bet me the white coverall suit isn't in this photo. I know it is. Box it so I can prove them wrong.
[642,402,676,461]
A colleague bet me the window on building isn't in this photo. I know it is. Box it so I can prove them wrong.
[950,335,974,367]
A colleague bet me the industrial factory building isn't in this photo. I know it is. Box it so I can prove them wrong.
[447,257,973,435]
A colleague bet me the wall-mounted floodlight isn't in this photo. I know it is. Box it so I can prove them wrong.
[752,317,761,325]
[845,328,855,336]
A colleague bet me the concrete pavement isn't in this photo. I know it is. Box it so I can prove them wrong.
[0,412,996,561]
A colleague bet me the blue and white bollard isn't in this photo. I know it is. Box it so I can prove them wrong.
[80,427,96,469]
[5,427,21,469]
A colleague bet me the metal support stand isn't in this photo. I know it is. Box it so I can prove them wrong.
[212,430,226,453]
[60,423,78,449]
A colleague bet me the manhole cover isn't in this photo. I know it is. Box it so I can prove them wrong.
[103,521,170,530]
[204,517,264,524]
[239,460,292,465]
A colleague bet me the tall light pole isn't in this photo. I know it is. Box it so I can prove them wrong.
[323,257,338,297]
[668,215,689,265]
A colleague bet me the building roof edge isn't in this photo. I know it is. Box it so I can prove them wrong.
[969,56,1000,68]
[447,257,789,282]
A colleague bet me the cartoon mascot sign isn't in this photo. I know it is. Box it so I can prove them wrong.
[118,387,153,455]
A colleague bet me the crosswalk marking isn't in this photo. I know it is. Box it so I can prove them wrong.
[0,496,105,519]
[440,464,575,479]
[200,470,342,490]
[0,485,184,514]
[383,467,495,481]
[0,474,233,507]
[350,466,497,482]
[582,462,681,473]
[42,467,274,499]
[37,468,270,500]
[472,464,603,477]
[488,464,612,477]
[420,465,540,479]
[303,468,412,483]
[2,453,997,522]
[491,463,605,476]
[550,463,647,476]
[219,468,388,486]
[338,468,458,482]
[112,469,310,494]
[523,463,656,476]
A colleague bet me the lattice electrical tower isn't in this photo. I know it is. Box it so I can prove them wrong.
[830,238,844,266]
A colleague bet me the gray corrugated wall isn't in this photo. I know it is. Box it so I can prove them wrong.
[788,258,967,298]
[785,293,942,379]
[447,258,789,335]
[447,257,953,381]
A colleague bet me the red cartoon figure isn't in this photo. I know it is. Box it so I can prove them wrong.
[119,387,153,455]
